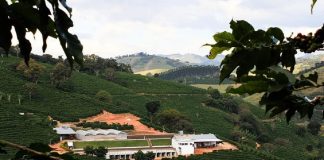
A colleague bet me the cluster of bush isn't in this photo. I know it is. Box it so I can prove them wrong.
[203,88,240,114]
[76,121,134,130]
[144,101,194,133]
[133,150,155,160]
[83,146,107,158]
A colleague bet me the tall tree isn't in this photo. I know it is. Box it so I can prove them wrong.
[50,62,71,87]
[145,101,160,123]
[83,146,94,156]
[95,90,112,103]
[145,152,156,160]
[104,67,115,81]
[93,146,107,158]
[133,150,146,160]
[156,109,193,132]
[16,59,45,84]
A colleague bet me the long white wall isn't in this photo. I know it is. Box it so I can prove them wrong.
[76,134,127,141]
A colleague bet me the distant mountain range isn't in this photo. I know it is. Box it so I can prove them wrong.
[160,53,224,66]
[115,52,323,74]
[115,52,223,73]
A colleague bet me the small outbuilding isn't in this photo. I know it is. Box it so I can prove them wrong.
[67,141,74,149]
[53,126,76,141]
[172,133,222,156]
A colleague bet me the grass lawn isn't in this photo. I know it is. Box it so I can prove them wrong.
[151,139,172,146]
[73,140,148,149]
[135,69,169,75]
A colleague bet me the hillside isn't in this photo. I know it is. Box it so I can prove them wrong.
[115,52,188,73]
[296,66,324,99]
[161,53,224,66]
[295,53,324,74]
[0,56,323,160]
[158,65,223,84]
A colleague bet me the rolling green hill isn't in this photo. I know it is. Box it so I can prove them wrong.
[0,56,323,160]
[115,52,188,72]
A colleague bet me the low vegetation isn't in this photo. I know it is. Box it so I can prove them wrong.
[154,109,194,133]
[95,90,112,103]
[133,150,155,160]
[151,139,172,146]
[83,146,107,158]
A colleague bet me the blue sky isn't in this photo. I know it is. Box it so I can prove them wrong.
[21,0,324,58]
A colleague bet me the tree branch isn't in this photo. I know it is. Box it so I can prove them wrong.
[293,84,324,91]
[0,140,63,160]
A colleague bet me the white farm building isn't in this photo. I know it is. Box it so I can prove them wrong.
[75,129,127,140]
[172,133,222,156]
[53,126,224,159]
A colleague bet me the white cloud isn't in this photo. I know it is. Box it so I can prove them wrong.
[11,0,324,58]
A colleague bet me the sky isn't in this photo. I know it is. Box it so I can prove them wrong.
[18,0,324,58]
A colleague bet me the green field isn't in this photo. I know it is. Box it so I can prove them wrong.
[191,84,241,93]
[135,68,169,75]
[74,140,148,149]
[151,139,172,146]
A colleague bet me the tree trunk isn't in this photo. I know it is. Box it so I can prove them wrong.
[29,92,32,101]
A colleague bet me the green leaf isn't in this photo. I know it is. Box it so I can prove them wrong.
[267,27,285,43]
[301,71,318,84]
[236,64,254,80]
[230,20,254,42]
[54,8,83,68]
[219,63,237,83]
[294,79,317,89]
[268,65,296,84]
[227,80,269,95]
[270,106,288,118]
[56,8,73,30]
[254,47,272,70]
[0,0,12,53]
[207,46,231,59]
[12,18,32,65]
[213,31,235,42]
[311,0,317,14]
[10,2,40,34]
[59,0,72,16]
[285,108,296,123]
[66,33,83,66]
[281,47,297,72]
[249,30,272,45]
[39,0,57,52]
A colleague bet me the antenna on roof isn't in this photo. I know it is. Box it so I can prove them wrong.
[179,130,184,135]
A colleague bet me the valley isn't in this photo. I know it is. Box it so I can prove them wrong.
[0,55,323,160]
